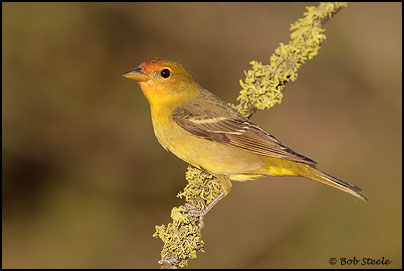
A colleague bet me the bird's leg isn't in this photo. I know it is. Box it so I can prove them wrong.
[185,191,227,229]
[185,191,228,217]
[185,176,232,228]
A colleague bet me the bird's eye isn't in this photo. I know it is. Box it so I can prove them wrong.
[161,69,171,78]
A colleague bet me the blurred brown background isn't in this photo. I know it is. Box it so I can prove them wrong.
[2,2,402,269]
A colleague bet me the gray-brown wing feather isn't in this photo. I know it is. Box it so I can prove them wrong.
[172,89,317,166]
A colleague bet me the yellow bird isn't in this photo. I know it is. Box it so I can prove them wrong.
[123,58,368,215]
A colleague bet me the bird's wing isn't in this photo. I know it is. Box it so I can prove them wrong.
[172,89,317,166]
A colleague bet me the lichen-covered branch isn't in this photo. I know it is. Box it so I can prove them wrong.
[236,2,347,118]
[153,2,348,268]
[152,167,220,268]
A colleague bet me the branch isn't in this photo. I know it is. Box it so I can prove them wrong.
[153,2,348,268]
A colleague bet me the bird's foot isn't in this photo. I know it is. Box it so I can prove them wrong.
[184,192,228,228]
[184,203,206,229]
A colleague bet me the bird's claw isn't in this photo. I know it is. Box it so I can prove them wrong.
[184,203,206,229]
[184,203,206,217]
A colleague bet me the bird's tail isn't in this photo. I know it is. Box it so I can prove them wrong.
[304,167,369,203]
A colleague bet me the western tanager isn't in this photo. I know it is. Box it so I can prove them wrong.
[123,58,368,214]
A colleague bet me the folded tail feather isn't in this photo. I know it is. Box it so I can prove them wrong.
[306,167,369,203]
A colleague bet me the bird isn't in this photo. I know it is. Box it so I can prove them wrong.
[122,58,369,215]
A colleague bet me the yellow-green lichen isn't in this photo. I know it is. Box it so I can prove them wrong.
[235,2,347,117]
[153,166,221,267]
[154,2,348,268]
[178,166,222,210]
[153,205,204,268]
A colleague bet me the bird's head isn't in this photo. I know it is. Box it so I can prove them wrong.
[123,58,200,107]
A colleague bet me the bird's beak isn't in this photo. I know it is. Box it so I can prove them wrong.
[122,67,149,82]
